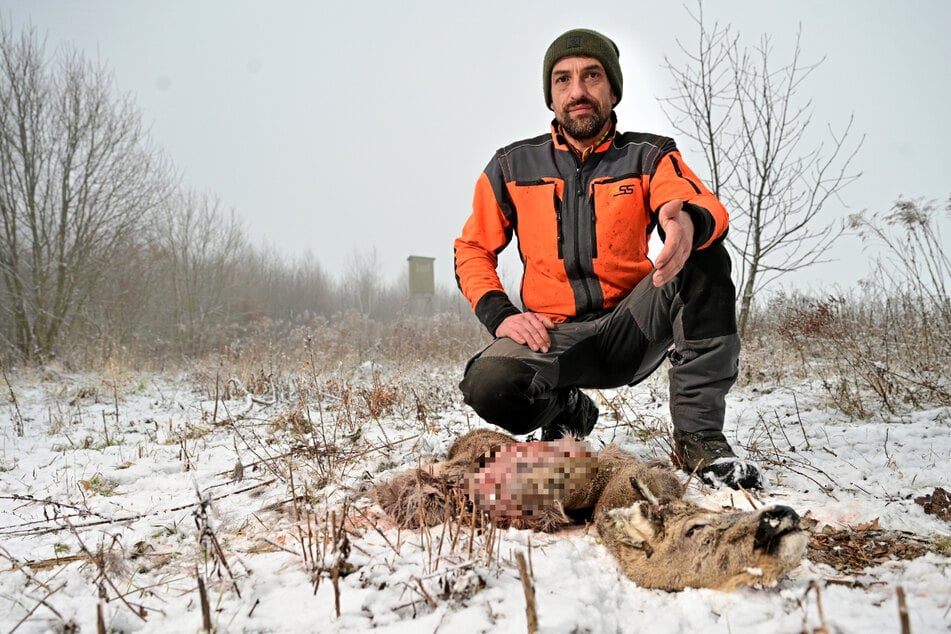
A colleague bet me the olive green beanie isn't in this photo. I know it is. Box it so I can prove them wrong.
[543,28,622,110]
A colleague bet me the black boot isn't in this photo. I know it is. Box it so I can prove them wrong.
[541,388,599,441]
[674,429,763,489]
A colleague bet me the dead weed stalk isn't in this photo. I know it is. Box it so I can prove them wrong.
[2,361,25,437]
[193,489,242,599]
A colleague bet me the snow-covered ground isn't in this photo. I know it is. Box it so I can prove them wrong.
[1,364,948,633]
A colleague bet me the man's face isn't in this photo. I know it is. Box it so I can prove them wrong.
[549,56,617,143]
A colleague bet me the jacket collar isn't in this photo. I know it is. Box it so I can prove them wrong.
[551,111,617,160]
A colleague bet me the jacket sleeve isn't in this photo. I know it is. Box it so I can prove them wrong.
[454,164,521,335]
[648,150,729,250]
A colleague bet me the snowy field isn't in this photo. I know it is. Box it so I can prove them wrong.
[1,363,949,633]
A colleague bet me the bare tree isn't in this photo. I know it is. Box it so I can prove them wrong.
[660,3,862,336]
[76,229,160,358]
[0,22,169,358]
[339,247,385,319]
[247,248,335,320]
[148,190,246,354]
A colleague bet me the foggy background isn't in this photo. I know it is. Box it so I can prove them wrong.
[3,0,949,293]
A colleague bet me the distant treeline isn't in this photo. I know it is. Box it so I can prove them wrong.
[0,20,476,364]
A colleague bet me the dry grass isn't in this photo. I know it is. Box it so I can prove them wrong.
[2,301,948,631]
[741,197,951,417]
[743,290,951,417]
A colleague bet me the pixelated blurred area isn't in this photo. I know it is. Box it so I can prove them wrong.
[465,438,599,529]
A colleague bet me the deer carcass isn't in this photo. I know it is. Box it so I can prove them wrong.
[371,429,808,591]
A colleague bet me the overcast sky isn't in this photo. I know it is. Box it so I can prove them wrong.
[2,1,949,294]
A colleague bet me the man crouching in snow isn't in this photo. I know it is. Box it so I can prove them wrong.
[452,28,761,490]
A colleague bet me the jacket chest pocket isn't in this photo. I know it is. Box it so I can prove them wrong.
[591,176,650,265]
[507,179,566,261]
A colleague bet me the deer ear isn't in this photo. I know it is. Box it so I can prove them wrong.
[605,502,657,546]
[629,475,662,506]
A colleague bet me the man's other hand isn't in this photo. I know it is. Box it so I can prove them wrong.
[652,199,694,287]
[495,312,555,353]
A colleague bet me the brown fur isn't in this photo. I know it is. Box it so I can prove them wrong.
[446,428,514,462]
[370,429,808,591]
[369,468,456,529]
[370,429,510,528]
[598,498,809,590]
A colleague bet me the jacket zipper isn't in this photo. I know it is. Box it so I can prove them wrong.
[668,155,701,194]
[573,164,593,313]
[589,188,598,259]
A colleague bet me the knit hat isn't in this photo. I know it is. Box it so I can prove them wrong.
[543,29,622,110]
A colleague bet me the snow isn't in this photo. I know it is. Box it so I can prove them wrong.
[1,366,948,633]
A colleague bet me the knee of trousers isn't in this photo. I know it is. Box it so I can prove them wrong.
[459,356,539,434]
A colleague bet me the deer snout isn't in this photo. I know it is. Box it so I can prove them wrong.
[754,506,801,550]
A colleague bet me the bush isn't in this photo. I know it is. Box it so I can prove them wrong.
[742,197,951,416]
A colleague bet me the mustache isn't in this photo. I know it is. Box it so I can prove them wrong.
[565,98,597,111]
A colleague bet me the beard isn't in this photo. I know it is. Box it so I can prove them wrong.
[556,99,609,142]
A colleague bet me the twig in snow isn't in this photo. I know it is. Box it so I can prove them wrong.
[896,586,910,634]
[7,580,68,633]
[413,577,437,608]
[773,410,796,452]
[110,370,120,426]
[1,362,25,437]
[754,423,840,500]
[1,479,276,537]
[64,520,149,623]
[350,504,400,555]
[0,544,71,633]
[196,563,213,633]
[515,551,538,634]
[193,486,242,598]
[792,392,811,450]
[799,580,830,634]
[212,359,221,427]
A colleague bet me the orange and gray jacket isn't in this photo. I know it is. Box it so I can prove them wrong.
[454,118,729,335]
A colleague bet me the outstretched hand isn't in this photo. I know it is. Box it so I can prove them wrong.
[652,199,695,287]
[495,312,555,353]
